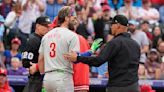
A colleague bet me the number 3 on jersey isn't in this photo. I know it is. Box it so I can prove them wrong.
[50,42,56,58]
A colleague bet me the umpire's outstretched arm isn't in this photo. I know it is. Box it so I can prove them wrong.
[77,40,119,67]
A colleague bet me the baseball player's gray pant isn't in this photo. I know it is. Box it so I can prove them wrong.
[43,71,74,92]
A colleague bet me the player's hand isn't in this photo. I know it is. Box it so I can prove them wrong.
[29,62,38,75]
[91,38,103,53]
[63,51,78,62]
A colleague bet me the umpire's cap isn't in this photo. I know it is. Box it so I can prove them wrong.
[111,15,128,26]
[36,16,51,26]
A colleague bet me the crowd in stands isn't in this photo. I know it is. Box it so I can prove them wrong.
[0,0,164,90]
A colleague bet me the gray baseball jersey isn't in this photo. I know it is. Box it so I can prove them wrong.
[39,27,80,74]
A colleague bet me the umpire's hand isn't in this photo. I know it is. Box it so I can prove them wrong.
[63,51,78,62]
[29,62,38,75]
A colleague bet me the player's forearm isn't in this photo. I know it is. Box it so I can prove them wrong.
[38,55,44,74]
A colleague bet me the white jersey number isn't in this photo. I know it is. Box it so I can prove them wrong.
[22,52,34,60]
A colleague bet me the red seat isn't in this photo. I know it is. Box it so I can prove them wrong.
[140,85,152,92]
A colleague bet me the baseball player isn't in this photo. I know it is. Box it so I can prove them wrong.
[38,6,80,92]
[22,16,51,92]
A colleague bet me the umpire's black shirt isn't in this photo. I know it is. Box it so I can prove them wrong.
[77,32,140,87]
[22,33,42,76]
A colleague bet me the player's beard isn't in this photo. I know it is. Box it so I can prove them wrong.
[68,21,75,31]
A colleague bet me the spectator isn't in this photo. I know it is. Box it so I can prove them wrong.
[87,35,93,46]
[159,52,164,79]
[132,0,142,7]
[7,57,28,75]
[157,33,164,44]
[128,20,149,64]
[138,64,147,79]
[0,15,5,42]
[138,0,160,25]
[145,48,161,79]
[67,0,76,6]
[0,16,5,67]
[118,0,139,20]
[4,1,22,29]
[3,37,21,68]
[157,41,164,57]
[140,21,153,41]
[18,0,45,50]
[92,0,102,9]
[87,15,95,37]
[4,1,22,49]
[108,0,123,11]
[0,0,13,18]
[0,68,13,92]
[152,26,162,48]
[85,0,98,37]
[159,4,164,24]
[94,5,113,43]
[45,0,65,21]
[0,15,5,63]
[75,4,90,39]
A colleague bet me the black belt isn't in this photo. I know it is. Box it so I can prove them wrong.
[45,69,65,73]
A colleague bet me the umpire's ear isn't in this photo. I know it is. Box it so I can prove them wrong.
[36,24,39,28]
[35,24,40,30]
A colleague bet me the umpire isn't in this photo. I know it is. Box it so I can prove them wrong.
[22,16,51,92]
[64,15,141,92]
